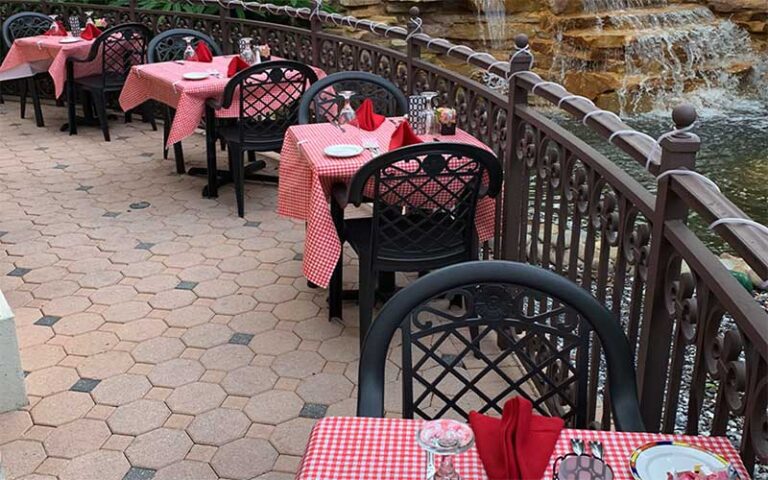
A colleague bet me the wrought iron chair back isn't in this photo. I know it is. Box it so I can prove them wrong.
[147,28,222,63]
[79,23,151,89]
[298,71,407,124]
[357,261,645,432]
[2,12,52,48]
[221,60,319,146]
[347,143,502,267]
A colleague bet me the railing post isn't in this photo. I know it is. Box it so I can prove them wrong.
[310,0,321,67]
[406,7,421,96]
[636,104,700,432]
[129,0,136,22]
[220,3,231,54]
[40,0,50,15]
[500,34,532,261]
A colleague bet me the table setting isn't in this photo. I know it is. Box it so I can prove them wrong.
[296,400,750,480]
[277,89,493,289]
[0,12,106,98]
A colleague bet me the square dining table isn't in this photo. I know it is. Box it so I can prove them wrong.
[277,120,498,290]
[119,55,326,197]
[296,417,751,480]
[0,35,97,99]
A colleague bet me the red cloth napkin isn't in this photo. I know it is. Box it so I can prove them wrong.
[468,397,564,480]
[388,120,423,150]
[80,24,102,41]
[227,56,250,77]
[192,42,213,62]
[44,21,68,37]
[353,98,385,131]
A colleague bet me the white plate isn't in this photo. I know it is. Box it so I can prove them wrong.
[59,37,81,44]
[630,442,730,479]
[324,144,364,158]
[182,72,210,81]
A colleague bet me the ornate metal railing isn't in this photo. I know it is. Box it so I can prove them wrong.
[1,0,766,473]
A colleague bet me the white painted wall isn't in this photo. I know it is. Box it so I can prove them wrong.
[0,289,27,413]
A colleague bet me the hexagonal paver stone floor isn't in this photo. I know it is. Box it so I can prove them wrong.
[0,102,378,480]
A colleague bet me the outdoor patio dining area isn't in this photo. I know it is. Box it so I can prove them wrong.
[0,2,766,480]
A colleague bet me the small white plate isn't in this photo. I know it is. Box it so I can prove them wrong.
[324,144,364,158]
[182,72,210,81]
[630,442,730,479]
[59,37,81,44]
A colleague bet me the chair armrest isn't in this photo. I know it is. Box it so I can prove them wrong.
[331,183,348,209]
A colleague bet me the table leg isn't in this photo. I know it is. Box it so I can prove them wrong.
[66,63,76,135]
[204,105,218,198]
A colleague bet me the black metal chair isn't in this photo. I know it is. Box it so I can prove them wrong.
[66,22,153,141]
[209,60,318,217]
[357,260,646,432]
[2,12,53,127]
[148,28,222,173]
[298,71,407,125]
[330,143,503,346]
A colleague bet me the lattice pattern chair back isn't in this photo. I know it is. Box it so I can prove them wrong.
[147,28,222,63]
[86,23,151,87]
[347,143,502,264]
[222,60,319,144]
[357,261,645,432]
[2,12,52,48]
[298,71,407,124]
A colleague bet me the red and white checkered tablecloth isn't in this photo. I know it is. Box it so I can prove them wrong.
[118,56,326,147]
[277,121,497,288]
[296,417,751,480]
[0,35,97,98]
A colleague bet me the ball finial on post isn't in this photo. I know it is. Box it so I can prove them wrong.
[514,34,529,50]
[409,6,420,18]
[672,103,696,130]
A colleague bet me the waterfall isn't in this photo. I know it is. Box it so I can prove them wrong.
[471,0,507,50]
[581,0,665,14]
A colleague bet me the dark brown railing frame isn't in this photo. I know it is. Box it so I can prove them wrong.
[1,0,766,473]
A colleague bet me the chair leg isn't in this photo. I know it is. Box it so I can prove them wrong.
[92,92,110,142]
[141,102,157,131]
[358,265,376,349]
[230,145,245,217]
[29,77,44,127]
[19,78,28,119]
[162,106,170,159]
[124,111,132,123]
[247,151,256,163]
[173,142,185,174]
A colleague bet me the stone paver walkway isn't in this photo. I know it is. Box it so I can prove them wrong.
[0,102,366,480]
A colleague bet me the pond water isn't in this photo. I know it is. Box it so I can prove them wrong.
[550,93,768,253]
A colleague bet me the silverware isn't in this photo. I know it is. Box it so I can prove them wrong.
[174,60,185,65]
[570,438,585,456]
[589,440,603,460]
[331,120,346,133]
[362,139,380,156]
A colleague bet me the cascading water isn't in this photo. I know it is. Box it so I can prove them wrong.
[548,0,766,114]
[470,0,507,50]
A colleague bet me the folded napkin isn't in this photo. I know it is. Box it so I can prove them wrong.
[388,120,423,150]
[80,23,102,41]
[192,42,213,62]
[227,56,250,77]
[469,397,564,480]
[353,98,385,131]
[44,21,68,37]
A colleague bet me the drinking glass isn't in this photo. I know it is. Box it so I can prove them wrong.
[416,419,474,480]
[337,90,359,143]
[48,14,60,35]
[238,37,255,65]
[421,91,439,136]
[68,16,81,37]
[182,36,196,62]
[85,11,94,25]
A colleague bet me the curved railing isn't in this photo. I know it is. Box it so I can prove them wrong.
[1,0,766,473]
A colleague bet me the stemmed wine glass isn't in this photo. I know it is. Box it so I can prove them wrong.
[85,11,94,25]
[421,91,439,136]
[48,14,60,35]
[336,90,359,142]
[239,37,255,65]
[68,16,81,37]
[416,419,475,480]
[182,36,196,62]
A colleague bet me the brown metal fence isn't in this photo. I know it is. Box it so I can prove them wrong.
[1,0,766,473]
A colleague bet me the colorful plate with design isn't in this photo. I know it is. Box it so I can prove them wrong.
[630,441,730,479]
